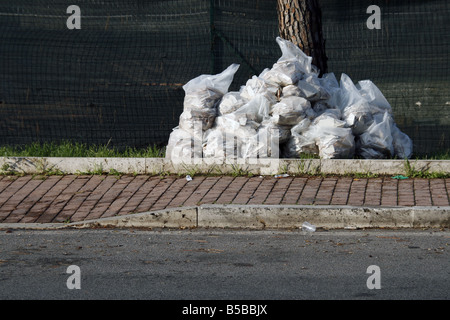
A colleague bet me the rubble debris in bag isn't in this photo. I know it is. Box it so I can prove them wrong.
[271,96,314,126]
[240,72,279,104]
[166,37,413,161]
[391,123,413,159]
[296,75,331,102]
[179,63,240,133]
[357,111,394,159]
[217,92,245,115]
[165,127,202,160]
[312,126,355,159]
[241,122,283,159]
[179,107,216,133]
[282,118,319,158]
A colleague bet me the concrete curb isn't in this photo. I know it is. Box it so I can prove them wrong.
[0,205,448,230]
[1,157,449,176]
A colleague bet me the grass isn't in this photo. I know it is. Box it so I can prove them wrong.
[0,140,165,158]
[0,142,448,178]
[413,150,450,160]
[403,158,450,178]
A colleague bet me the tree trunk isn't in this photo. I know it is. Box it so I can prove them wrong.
[277,0,328,75]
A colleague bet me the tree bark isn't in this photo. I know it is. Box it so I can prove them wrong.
[277,0,328,75]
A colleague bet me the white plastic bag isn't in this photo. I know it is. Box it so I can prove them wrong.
[240,73,279,103]
[274,36,315,75]
[260,37,317,87]
[338,73,388,135]
[217,91,246,115]
[178,108,216,133]
[296,75,331,102]
[282,118,319,158]
[312,126,355,159]
[181,64,240,132]
[357,112,394,159]
[271,96,313,126]
[203,127,240,160]
[165,128,203,161]
[182,64,240,109]
[357,79,392,112]
[226,94,270,125]
[391,124,413,159]
[211,115,260,160]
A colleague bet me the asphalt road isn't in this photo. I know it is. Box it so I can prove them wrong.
[0,228,448,303]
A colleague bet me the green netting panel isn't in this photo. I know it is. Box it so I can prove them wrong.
[0,0,448,155]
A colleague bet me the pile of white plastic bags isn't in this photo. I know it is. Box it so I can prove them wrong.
[166,37,413,161]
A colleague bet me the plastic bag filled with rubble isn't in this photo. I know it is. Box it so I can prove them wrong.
[165,127,203,161]
[222,94,271,125]
[241,119,291,159]
[271,96,315,126]
[261,37,316,87]
[282,118,319,158]
[357,111,413,159]
[337,73,391,136]
[311,126,355,159]
[203,116,259,160]
[217,91,246,116]
[391,123,413,159]
[307,109,355,159]
[206,95,270,160]
[179,64,240,133]
[282,109,354,159]
[240,72,279,104]
[202,127,241,160]
[356,111,394,159]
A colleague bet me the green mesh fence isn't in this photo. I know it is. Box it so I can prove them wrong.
[0,0,448,155]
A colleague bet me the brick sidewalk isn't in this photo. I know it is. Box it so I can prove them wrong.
[0,175,449,224]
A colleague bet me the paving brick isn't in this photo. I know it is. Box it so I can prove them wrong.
[214,177,248,204]
[364,179,382,206]
[0,174,447,224]
[101,175,149,218]
[82,175,135,221]
[69,176,119,222]
[347,179,367,206]
[183,177,221,206]
[0,176,16,194]
[281,177,307,205]
[133,177,178,213]
[117,177,162,215]
[330,177,352,205]
[50,176,93,223]
[3,176,62,223]
[413,179,432,206]
[314,178,337,205]
[199,176,235,205]
[50,175,104,222]
[232,177,263,205]
[297,177,322,205]
[397,179,415,206]
[381,178,398,206]
[0,176,33,209]
[264,177,293,205]
[166,176,207,207]
[19,176,77,223]
[247,178,278,205]
[150,177,191,211]
[0,177,47,222]
[429,179,450,206]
